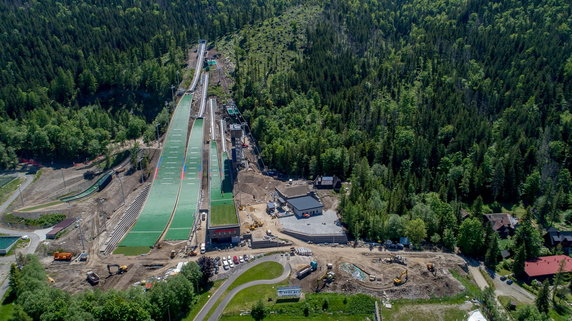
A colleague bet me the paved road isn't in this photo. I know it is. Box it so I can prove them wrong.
[194,254,290,321]
[0,226,50,299]
[491,270,535,304]
[0,173,34,214]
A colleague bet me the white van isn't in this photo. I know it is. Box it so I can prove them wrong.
[200,243,206,254]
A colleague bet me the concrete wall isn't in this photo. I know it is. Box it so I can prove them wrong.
[281,229,348,244]
[250,239,292,249]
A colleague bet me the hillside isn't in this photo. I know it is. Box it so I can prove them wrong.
[225,0,572,237]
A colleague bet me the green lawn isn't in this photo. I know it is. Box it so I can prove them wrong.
[381,304,468,321]
[223,291,376,319]
[0,177,23,206]
[204,262,284,319]
[210,203,238,226]
[183,279,225,321]
[228,262,284,291]
[113,246,151,256]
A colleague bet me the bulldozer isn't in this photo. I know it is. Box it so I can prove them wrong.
[426,263,437,276]
[107,264,128,275]
[394,270,408,285]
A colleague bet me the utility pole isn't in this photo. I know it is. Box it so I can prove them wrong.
[17,183,24,207]
[61,170,68,192]
[78,218,85,252]
[116,172,126,206]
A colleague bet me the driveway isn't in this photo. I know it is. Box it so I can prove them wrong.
[194,254,290,321]
[490,270,535,304]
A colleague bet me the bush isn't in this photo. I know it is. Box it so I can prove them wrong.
[5,213,66,227]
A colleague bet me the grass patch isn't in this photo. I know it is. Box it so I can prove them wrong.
[4,213,65,227]
[223,290,376,320]
[0,303,14,321]
[450,269,481,298]
[228,262,284,291]
[381,303,468,321]
[0,177,23,206]
[220,315,369,321]
[183,279,224,321]
[113,246,150,256]
[17,200,63,212]
[4,238,30,256]
[0,176,16,189]
[204,262,284,319]
[210,203,238,226]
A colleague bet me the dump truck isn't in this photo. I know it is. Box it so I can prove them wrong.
[297,261,318,279]
[53,252,73,261]
[86,271,100,285]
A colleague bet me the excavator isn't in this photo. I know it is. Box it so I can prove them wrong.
[107,264,128,275]
[394,270,408,285]
[426,263,437,277]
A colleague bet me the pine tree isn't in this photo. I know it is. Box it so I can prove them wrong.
[535,280,550,314]
[512,244,526,278]
[484,232,500,269]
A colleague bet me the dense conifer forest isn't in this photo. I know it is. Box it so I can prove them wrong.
[229,0,572,238]
[0,0,293,166]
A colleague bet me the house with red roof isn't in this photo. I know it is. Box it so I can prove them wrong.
[524,255,572,280]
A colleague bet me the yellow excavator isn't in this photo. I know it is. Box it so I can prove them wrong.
[394,270,408,285]
[107,264,128,275]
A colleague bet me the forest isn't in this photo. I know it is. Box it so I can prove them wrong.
[229,0,572,238]
[0,0,295,167]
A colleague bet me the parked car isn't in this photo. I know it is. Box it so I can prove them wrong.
[214,267,219,274]
[239,257,244,263]
[227,255,231,261]
[507,279,513,285]
[229,262,234,268]
[500,276,507,281]
[243,254,249,261]
[223,262,229,270]
[233,256,240,264]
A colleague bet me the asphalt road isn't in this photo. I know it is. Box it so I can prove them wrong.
[194,254,290,321]
[0,173,34,214]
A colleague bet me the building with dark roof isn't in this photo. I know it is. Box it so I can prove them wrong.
[483,213,518,238]
[314,176,342,191]
[544,227,572,254]
[46,218,76,239]
[274,184,323,218]
[288,195,323,218]
[524,255,572,279]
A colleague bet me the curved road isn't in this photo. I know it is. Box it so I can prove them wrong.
[194,254,291,321]
[0,174,34,214]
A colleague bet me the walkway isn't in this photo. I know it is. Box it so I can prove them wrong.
[194,254,290,321]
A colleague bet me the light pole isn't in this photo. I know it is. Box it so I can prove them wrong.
[61,170,68,192]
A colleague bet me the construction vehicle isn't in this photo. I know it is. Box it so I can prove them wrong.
[53,252,73,261]
[426,263,437,276]
[189,250,198,256]
[290,247,296,256]
[47,276,55,283]
[86,271,100,285]
[394,270,408,285]
[388,254,406,265]
[170,250,176,259]
[107,264,128,275]
[297,261,318,279]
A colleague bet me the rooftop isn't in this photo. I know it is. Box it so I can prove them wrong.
[525,255,572,277]
[0,236,20,250]
[279,210,345,236]
[288,195,322,211]
[483,213,518,231]
[546,227,572,245]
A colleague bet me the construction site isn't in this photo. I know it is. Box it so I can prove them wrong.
[1,41,475,304]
